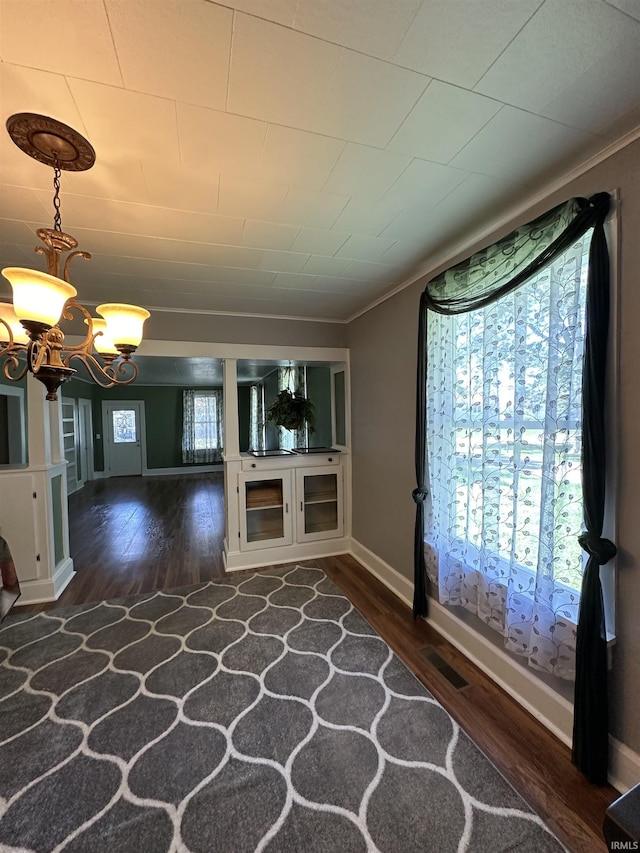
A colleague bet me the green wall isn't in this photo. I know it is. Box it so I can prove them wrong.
[64,380,224,472]
[238,385,251,453]
[306,366,332,447]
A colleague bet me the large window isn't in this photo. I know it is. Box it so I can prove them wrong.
[182,390,224,464]
[425,233,592,680]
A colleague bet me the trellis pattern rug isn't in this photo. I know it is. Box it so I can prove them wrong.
[0,565,564,852]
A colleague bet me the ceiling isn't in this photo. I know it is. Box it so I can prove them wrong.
[1,0,640,325]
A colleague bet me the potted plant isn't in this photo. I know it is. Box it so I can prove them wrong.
[266,388,316,433]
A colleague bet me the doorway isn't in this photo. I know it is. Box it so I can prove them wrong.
[102,400,145,477]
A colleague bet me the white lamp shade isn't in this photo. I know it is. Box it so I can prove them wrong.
[85,317,119,355]
[97,303,150,348]
[0,302,29,344]
[2,267,77,327]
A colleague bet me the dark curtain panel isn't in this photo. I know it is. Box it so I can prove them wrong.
[414,192,613,782]
[412,291,430,616]
[572,214,617,783]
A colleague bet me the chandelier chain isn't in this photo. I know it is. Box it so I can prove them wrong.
[52,161,62,232]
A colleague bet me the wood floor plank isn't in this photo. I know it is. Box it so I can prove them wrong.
[13,474,617,852]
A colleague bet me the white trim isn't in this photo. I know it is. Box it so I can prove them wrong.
[143,464,223,477]
[223,536,350,572]
[347,124,640,324]
[16,557,75,606]
[609,736,640,793]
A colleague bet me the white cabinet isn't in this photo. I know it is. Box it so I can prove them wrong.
[295,466,343,542]
[238,471,293,551]
[227,453,349,571]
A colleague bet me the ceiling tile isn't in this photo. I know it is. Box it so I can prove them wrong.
[606,0,640,21]
[335,234,396,262]
[272,188,349,229]
[62,158,149,205]
[242,220,300,251]
[228,14,342,131]
[259,125,344,191]
[290,228,350,256]
[31,192,245,245]
[272,272,318,290]
[259,250,310,273]
[342,259,392,282]
[322,49,430,147]
[0,0,121,85]
[0,186,50,222]
[312,275,377,293]
[0,64,86,140]
[393,0,543,88]
[218,176,288,220]
[222,0,298,27]
[292,0,421,61]
[106,0,232,110]
[449,106,596,181]
[58,227,246,265]
[301,255,352,276]
[475,0,635,113]
[381,159,468,209]
[330,198,403,237]
[540,25,640,132]
[323,144,412,202]
[68,80,180,166]
[228,13,429,146]
[178,104,268,176]
[387,81,502,164]
[0,219,40,246]
[142,163,218,213]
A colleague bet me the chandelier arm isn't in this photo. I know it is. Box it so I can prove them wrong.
[67,352,138,389]
[59,298,99,354]
[62,250,91,284]
[3,353,29,382]
[0,317,15,349]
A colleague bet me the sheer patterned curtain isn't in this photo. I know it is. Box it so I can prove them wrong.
[249,384,265,452]
[426,239,589,680]
[277,366,307,450]
[182,389,224,463]
[413,192,614,783]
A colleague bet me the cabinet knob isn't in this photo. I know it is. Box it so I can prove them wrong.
[328,457,333,462]
[251,463,256,468]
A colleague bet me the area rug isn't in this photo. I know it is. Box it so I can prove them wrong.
[0,565,564,852]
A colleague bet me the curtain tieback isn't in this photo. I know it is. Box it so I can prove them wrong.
[578,533,617,565]
[412,487,429,504]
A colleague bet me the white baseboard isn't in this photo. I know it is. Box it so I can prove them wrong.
[17,558,76,606]
[224,537,350,572]
[143,464,223,477]
[348,538,640,791]
[93,465,223,479]
[609,736,640,793]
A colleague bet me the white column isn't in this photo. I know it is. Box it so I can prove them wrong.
[223,358,239,458]
[0,377,75,604]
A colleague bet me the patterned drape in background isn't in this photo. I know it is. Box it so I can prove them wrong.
[182,389,224,463]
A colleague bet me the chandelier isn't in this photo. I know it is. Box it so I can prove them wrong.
[0,113,149,401]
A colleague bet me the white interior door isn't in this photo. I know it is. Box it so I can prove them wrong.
[104,401,144,477]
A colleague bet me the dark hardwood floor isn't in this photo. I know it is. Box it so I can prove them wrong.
[14,474,617,851]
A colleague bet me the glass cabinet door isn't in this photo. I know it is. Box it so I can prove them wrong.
[295,466,343,542]
[239,472,293,550]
